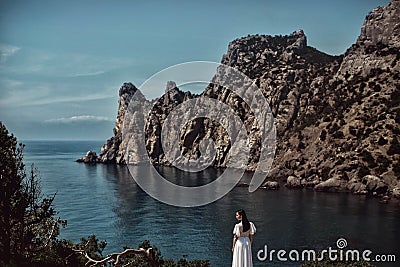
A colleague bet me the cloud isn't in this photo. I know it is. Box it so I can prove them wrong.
[0,76,118,107]
[68,70,107,77]
[0,83,50,106]
[0,44,133,77]
[1,78,24,88]
[0,43,21,63]
[45,115,113,123]
[0,45,130,107]
[22,92,115,106]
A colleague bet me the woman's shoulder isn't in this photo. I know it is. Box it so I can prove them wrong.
[249,221,256,234]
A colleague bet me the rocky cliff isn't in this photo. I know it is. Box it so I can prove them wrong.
[80,0,400,198]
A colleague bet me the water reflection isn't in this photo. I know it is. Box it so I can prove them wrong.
[101,165,399,266]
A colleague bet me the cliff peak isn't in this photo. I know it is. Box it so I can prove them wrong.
[359,0,400,48]
[220,29,335,79]
[338,0,400,77]
[119,82,138,97]
[227,29,307,51]
[165,81,177,92]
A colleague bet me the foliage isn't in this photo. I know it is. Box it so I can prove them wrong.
[387,136,400,155]
[0,122,66,266]
[175,257,210,267]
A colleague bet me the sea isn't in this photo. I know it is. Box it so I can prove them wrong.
[23,140,399,266]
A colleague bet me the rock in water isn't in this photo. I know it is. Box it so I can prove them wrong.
[314,178,343,192]
[262,181,280,190]
[362,175,389,195]
[285,176,302,189]
[76,151,99,163]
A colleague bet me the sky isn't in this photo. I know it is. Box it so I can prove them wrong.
[0,0,391,140]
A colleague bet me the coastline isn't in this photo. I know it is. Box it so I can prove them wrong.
[76,150,400,204]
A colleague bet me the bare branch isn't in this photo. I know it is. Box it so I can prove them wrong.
[72,247,158,267]
[44,219,59,247]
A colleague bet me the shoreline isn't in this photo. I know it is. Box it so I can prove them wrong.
[237,175,400,205]
[75,156,400,204]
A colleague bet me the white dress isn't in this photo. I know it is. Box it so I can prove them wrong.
[232,221,256,267]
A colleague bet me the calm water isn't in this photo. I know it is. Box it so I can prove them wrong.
[23,141,399,266]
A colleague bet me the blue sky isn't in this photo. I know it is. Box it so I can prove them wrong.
[0,0,391,140]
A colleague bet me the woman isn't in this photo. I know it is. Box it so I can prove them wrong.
[232,209,256,267]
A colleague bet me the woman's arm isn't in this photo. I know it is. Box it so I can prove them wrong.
[232,234,238,252]
[249,234,254,245]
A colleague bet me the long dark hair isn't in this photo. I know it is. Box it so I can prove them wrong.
[237,209,250,232]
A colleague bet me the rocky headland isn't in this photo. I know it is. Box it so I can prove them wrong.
[78,0,400,200]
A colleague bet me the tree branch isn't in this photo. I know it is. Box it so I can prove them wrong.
[44,219,59,247]
[72,247,158,267]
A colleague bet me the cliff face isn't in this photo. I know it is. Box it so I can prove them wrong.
[97,83,138,163]
[92,0,399,196]
[338,0,400,77]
